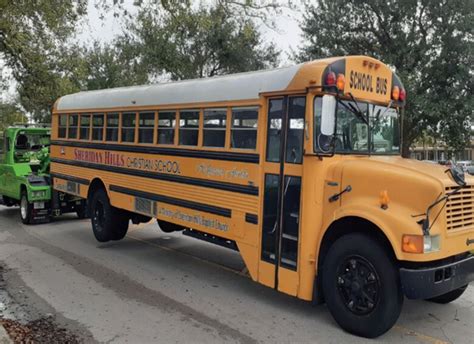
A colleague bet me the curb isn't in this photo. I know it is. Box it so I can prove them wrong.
[0,324,12,344]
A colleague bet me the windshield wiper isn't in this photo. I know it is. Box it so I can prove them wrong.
[337,95,369,126]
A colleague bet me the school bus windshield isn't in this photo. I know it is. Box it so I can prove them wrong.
[314,97,400,154]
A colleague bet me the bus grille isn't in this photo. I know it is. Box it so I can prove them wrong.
[446,186,474,231]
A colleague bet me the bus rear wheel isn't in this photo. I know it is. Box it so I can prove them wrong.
[322,233,403,338]
[90,189,129,242]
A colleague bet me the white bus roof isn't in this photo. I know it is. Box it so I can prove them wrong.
[56,63,305,111]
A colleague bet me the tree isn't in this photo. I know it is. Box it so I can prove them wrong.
[0,0,87,121]
[0,102,28,131]
[296,0,473,157]
[117,2,279,80]
[82,41,148,91]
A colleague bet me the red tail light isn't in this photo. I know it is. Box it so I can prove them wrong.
[399,88,406,101]
[326,72,336,86]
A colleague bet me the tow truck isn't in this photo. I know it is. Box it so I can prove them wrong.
[0,124,87,224]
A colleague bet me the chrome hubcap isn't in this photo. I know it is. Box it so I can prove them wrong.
[20,197,28,219]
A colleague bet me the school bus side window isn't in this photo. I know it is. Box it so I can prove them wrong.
[122,113,136,143]
[80,114,91,140]
[179,110,199,146]
[106,113,119,142]
[231,107,258,150]
[138,112,155,144]
[58,114,67,138]
[203,109,226,148]
[92,114,104,141]
[68,114,78,139]
[158,111,176,145]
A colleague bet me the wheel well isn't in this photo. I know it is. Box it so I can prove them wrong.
[314,216,397,304]
[20,184,27,196]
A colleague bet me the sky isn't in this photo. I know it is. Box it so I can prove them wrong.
[2,1,304,103]
[76,0,304,64]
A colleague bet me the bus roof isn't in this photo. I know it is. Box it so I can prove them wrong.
[55,56,402,111]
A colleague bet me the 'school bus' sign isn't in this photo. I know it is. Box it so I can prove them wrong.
[345,57,392,103]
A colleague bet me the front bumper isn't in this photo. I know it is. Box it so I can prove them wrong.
[400,254,474,299]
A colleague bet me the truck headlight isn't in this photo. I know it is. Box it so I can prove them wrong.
[402,234,440,253]
[32,190,46,198]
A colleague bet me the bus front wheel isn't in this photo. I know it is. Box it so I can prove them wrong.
[90,189,129,242]
[322,233,403,338]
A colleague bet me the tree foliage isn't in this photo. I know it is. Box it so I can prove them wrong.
[118,2,279,81]
[0,102,28,131]
[297,0,473,157]
[82,41,148,90]
[1,0,283,122]
[0,0,87,121]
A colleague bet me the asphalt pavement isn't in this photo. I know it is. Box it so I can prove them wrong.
[0,204,473,343]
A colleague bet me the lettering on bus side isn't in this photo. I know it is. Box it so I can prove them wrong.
[349,70,388,95]
[157,205,229,232]
[73,148,181,175]
[196,163,249,180]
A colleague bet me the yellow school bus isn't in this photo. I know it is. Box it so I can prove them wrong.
[50,56,474,338]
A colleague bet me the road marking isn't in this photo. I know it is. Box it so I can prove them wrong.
[126,233,249,278]
[393,325,450,344]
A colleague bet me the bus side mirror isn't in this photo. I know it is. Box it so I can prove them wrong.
[321,95,336,136]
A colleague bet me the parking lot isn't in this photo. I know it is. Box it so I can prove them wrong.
[0,205,473,343]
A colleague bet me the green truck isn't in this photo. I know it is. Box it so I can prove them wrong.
[0,124,86,224]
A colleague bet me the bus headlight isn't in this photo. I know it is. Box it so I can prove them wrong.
[402,234,440,253]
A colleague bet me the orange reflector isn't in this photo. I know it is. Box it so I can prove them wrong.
[402,235,424,253]
[392,86,400,100]
[379,190,390,209]
[336,74,345,91]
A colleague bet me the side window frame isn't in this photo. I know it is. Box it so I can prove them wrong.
[230,106,259,150]
[203,108,227,148]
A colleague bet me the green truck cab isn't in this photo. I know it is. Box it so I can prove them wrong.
[0,125,86,224]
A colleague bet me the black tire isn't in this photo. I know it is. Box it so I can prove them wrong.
[427,285,468,304]
[19,191,33,225]
[322,233,403,338]
[157,219,185,233]
[3,196,16,207]
[90,189,129,242]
